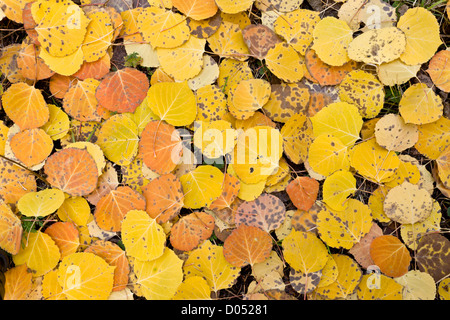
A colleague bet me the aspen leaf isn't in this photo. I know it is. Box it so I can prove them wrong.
[137,6,190,49]
[338,70,385,119]
[3,264,33,300]
[427,50,450,93]
[170,212,215,252]
[122,210,166,261]
[436,145,450,188]
[57,196,91,226]
[142,174,184,224]
[81,9,113,63]
[357,274,403,300]
[265,42,305,83]
[374,114,418,152]
[184,240,240,292]
[349,138,400,184]
[44,222,79,259]
[395,270,436,300]
[2,82,49,130]
[96,114,139,166]
[41,104,70,141]
[172,276,211,300]
[310,102,362,147]
[384,182,433,224]
[370,235,411,278]
[17,188,65,218]
[317,199,372,249]
[130,248,183,300]
[235,193,286,232]
[63,78,101,122]
[242,24,281,60]
[0,200,22,255]
[96,68,149,114]
[57,252,114,300]
[285,177,319,211]
[180,165,224,209]
[281,113,314,164]
[399,83,443,125]
[313,254,362,300]
[415,116,450,160]
[0,157,37,204]
[416,234,450,282]
[173,0,218,20]
[44,148,99,196]
[308,134,350,177]
[312,17,353,66]
[347,27,406,65]
[282,230,329,273]
[13,231,61,276]
[322,170,357,211]
[10,128,53,168]
[147,82,197,127]
[139,121,182,175]
[32,0,89,57]
[397,7,442,65]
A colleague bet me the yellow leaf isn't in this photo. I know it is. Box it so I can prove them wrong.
[347,27,406,65]
[357,274,403,300]
[137,6,190,49]
[130,248,183,300]
[338,70,385,119]
[147,82,197,126]
[215,0,254,14]
[274,9,320,55]
[313,254,362,299]
[18,189,65,217]
[96,114,139,166]
[317,199,372,249]
[281,113,314,164]
[3,264,33,300]
[180,165,224,209]
[310,102,363,147]
[349,138,400,184]
[57,252,114,300]
[13,231,61,276]
[81,9,114,63]
[32,0,90,57]
[307,134,350,177]
[265,42,305,83]
[41,104,70,141]
[57,196,91,226]
[184,240,240,292]
[397,7,442,65]
[282,230,329,273]
[399,83,443,125]
[122,210,166,261]
[172,276,211,300]
[312,17,353,66]
[156,36,206,81]
[322,170,356,211]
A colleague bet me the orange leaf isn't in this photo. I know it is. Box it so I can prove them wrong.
[85,239,130,292]
[44,148,99,196]
[170,212,215,251]
[94,186,146,232]
[0,200,22,255]
[370,235,411,278]
[17,43,54,80]
[3,264,32,300]
[1,82,49,130]
[223,224,272,267]
[63,78,102,122]
[73,53,111,80]
[286,177,319,211]
[139,121,183,175]
[0,157,36,204]
[305,48,359,86]
[141,174,184,224]
[44,222,79,259]
[10,128,53,167]
[95,67,149,113]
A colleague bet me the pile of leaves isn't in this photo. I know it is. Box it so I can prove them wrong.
[0,0,449,300]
